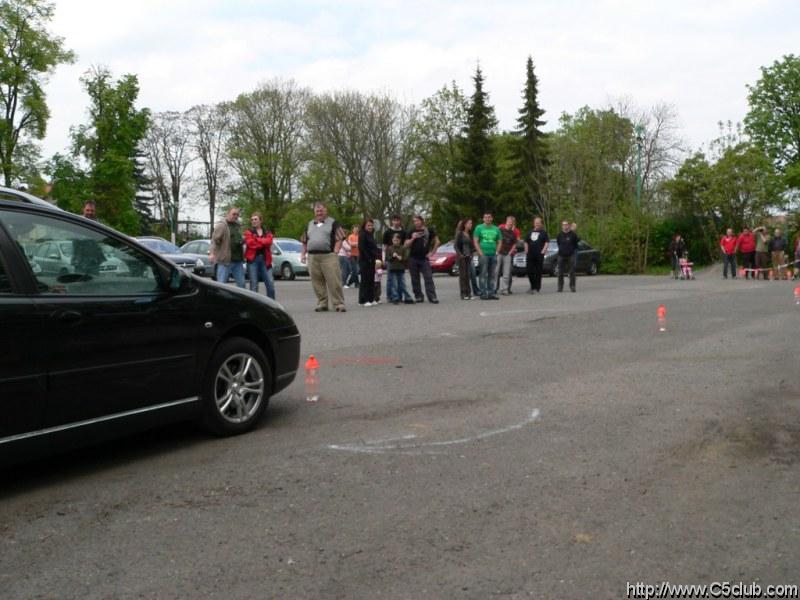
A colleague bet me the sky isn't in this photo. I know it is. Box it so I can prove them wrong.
[41,0,799,161]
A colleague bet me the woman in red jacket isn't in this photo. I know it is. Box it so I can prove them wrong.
[245,212,275,299]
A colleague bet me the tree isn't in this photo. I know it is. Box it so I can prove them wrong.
[705,124,784,230]
[412,81,468,229]
[513,56,548,222]
[450,65,498,218]
[227,80,309,227]
[0,0,74,186]
[144,111,195,242]
[189,103,230,227]
[745,54,800,188]
[305,90,418,222]
[47,152,89,213]
[70,67,150,233]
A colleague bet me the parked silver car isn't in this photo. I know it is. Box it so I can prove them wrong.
[30,240,130,278]
[271,238,308,280]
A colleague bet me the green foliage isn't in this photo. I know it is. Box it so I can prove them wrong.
[70,68,150,234]
[512,56,549,220]
[227,81,308,227]
[449,66,498,217]
[413,82,468,232]
[745,54,800,184]
[0,0,74,186]
[48,152,88,212]
[276,202,314,240]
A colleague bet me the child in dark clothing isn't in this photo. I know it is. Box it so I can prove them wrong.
[386,234,415,304]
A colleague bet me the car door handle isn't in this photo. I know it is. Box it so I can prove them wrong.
[53,310,83,324]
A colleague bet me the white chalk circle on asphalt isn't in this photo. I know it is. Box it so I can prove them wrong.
[327,409,541,455]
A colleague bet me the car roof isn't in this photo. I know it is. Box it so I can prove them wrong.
[0,186,63,210]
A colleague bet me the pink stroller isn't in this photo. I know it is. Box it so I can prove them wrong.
[679,254,695,280]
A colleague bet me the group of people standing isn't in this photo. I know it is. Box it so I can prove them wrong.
[209,207,276,299]
[669,226,800,281]
[299,203,585,313]
[719,226,799,280]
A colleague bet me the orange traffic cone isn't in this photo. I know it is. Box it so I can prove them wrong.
[657,304,667,332]
[305,355,320,402]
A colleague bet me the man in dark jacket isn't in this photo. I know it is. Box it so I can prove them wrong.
[556,220,579,292]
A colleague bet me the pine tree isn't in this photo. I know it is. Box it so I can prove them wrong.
[132,148,155,235]
[453,65,498,217]
[514,56,549,221]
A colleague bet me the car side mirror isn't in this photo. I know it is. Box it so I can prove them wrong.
[169,266,192,293]
[272,247,281,256]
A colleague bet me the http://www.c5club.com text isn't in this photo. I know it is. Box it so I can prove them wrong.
[626,581,798,599]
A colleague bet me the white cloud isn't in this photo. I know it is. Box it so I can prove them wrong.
[41,0,800,161]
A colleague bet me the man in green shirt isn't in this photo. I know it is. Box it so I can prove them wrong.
[473,212,501,300]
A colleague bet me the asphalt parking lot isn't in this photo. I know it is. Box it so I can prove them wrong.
[2,269,799,599]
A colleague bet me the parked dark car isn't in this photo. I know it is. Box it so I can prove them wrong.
[0,188,300,468]
[430,241,459,275]
[137,236,210,277]
[177,238,215,277]
[511,240,601,277]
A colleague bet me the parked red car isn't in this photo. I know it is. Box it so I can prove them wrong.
[429,241,459,276]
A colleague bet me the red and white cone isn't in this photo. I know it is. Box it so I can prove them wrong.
[305,355,320,402]
[657,304,667,332]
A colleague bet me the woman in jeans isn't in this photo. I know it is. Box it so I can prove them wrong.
[244,212,275,299]
[455,218,476,300]
[338,236,352,287]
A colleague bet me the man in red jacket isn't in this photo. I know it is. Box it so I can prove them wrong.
[737,226,756,279]
[720,228,738,279]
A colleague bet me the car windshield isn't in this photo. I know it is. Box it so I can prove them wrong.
[435,242,454,253]
[277,240,302,253]
[138,238,181,254]
[182,241,208,253]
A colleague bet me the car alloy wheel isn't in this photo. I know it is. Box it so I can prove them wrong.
[281,262,295,280]
[588,261,598,276]
[202,338,271,435]
[551,261,560,278]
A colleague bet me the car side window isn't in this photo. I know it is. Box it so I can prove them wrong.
[0,210,163,296]
[578,241,589,251]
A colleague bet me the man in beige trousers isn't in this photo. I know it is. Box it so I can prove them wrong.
[300,203,347,312]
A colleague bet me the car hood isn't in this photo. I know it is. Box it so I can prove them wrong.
[160,253,201,264]
[191,274,294,327]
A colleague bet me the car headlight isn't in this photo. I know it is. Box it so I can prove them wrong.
[434,257,446,264]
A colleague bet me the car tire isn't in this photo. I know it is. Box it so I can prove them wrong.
[550,261,560,278]
[201,337,272,436]
[587,261,598,276]
[449,264,458,276]
[281,262,295,280]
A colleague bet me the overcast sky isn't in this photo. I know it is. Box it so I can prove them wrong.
[42,0,798,160]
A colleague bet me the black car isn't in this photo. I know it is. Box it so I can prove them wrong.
[0,188,300,468]
[511,240,601,277]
